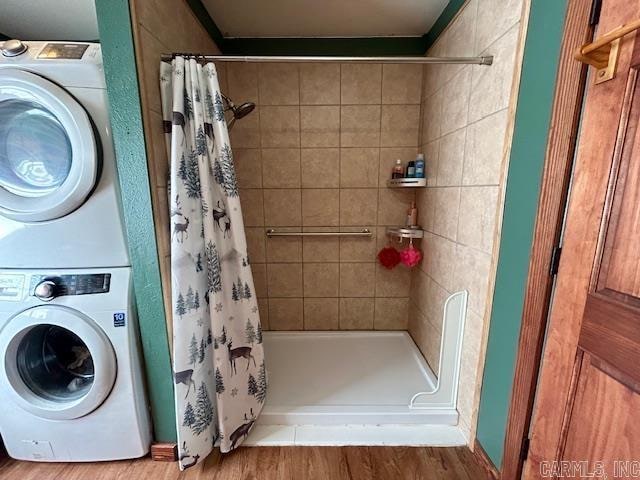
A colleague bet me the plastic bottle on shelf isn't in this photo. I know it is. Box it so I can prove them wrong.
[392,159,404,179]
[415,153,425,178]
[406,201,418,227]
[406,160,416,178]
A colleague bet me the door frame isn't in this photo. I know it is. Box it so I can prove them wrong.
[498,0,596,478]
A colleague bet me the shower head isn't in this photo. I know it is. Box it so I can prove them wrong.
[221,93,255,129]
[233,102,256,119]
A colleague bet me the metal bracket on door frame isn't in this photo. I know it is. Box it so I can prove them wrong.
[575,20,640,84]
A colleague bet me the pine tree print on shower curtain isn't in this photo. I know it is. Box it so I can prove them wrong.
[160,57,266,470]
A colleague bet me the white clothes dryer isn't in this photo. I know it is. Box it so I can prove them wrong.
[0,267,151,461]
[0,40,129,268]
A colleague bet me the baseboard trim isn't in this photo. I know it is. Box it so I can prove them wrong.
[472,439,500,480]
[150,443,177,462]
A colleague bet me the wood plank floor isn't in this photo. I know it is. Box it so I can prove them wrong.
[0,446,488,480]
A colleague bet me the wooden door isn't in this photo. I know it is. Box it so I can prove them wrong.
[525,1,640,478]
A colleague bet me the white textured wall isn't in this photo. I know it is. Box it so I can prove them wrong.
[408,0,528,442]
[0,1,99,40]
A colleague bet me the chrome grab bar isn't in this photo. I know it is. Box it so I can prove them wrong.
[265,228,371,237]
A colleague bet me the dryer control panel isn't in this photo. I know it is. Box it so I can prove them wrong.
[30,274,111,298]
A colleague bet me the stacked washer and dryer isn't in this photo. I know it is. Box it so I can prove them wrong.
[0,40,151,461]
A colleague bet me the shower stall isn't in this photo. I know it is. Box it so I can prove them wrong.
[159,51,492,446]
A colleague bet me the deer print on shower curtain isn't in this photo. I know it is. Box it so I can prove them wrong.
[160,57,266,471]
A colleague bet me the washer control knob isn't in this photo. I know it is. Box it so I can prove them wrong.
[1,39,28,57]
[34,280,57,301]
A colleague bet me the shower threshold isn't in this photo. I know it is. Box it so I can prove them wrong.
[246,329,465,447]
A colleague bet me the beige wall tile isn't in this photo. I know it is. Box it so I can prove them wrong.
[340,105,381,147]
[263,189,301,226]
[258,298,269,330]
[303,263,340,297]
[340,228,377,263]
[408,301,441,372]
[340,148,380,188]
[341,64,382,104]
[268,298,303,330]
[380,105,420,147]
[266,233,302,263]
[422,233,457,292]
[441,67,471,135]
[301,106,340,147]
[452,244,491,316]
[378,147,418,186]
[251,263,267,298]
[440,0,477,83]
[375,263,411,297]
[234,148,262,189]
[469,23,519,123]
[463,109,508,186]
[262,148,301,188]
[339,189,378,225]
[377,188,415,226]
[424,139,440,187]
[339,298,374,329]
[340,263,375,297]
[260,106,300,148]
[457,186,499,254]
[375,298,409,330]
[245,227,266,263]
[300,63,340,105]
[304,298,339,330]
[303,228,340,262]
[432,187,460,240]
[423,90,443,142]
[258,63,299,105]
[230,106,260,148]
[301,148,340,188]
[239,188,264,226]
[416,188,435,231]
[267,263,303,297]
[227,63,259,105]
[475,0,523,53]
[302,189,340,226]
[382,64,423,104]
[437,128,466,186]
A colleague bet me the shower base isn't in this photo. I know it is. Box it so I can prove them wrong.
[246,330,465,447]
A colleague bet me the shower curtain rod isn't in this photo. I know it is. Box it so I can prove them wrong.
[160,53,493,65]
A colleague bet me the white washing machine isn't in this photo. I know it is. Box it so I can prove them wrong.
[0,267,151,461]
[0,40,129,268]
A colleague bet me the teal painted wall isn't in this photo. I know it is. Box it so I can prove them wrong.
[475,0,569,468]
[94,0,177,442]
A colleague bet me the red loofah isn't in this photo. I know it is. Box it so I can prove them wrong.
[400,244,423,267]
[377,246,401,269]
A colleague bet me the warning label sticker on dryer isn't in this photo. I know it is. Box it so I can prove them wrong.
[0,274,24,301]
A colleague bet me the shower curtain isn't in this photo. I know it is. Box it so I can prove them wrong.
[160,57,266,470]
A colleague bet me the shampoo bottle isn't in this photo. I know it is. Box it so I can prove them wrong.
[415,153,425,178]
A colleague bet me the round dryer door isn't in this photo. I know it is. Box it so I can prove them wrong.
[0,305,116,420]
[0,68,98,222]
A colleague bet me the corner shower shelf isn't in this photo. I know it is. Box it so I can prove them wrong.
[387,226,424,239]
[387,177,427,188]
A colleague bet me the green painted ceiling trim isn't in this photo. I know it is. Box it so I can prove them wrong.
[94,0,176,443]
[422,0,467,52]
[475,0,569,468]
[223,37,427,56]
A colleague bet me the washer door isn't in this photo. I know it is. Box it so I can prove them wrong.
[0,305,116,420]
[0,69,98,222]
